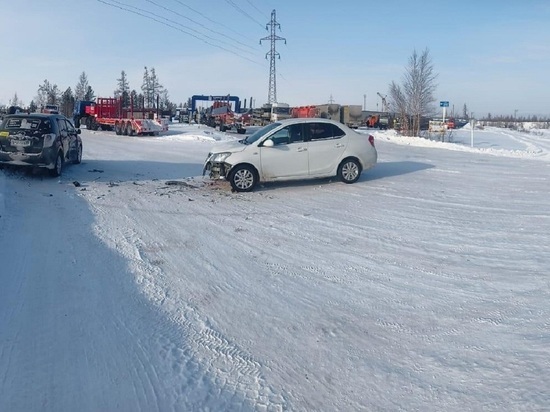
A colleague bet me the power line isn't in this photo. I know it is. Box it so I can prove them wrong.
[244,0,270,21]
[145,0,258,53]
[170,0,257,44]
[101,0,254,56]
[96,0,263,65]
[225,0,266,30]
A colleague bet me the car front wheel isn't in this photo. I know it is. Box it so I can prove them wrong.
[338,158,361,184]
[229,165,257,192]
[50,151,63,177]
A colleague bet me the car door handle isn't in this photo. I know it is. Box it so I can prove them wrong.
[297,147,307,152]
[335,143,344,148]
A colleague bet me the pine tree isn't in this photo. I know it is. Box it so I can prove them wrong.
[84,86,95,101]
[115,70,131,107]
[141,66,152,108]
[149,67,164,108]
[130,90,139,109]
[36,79,51,107]
[60,87,75,117]
[75,72,89,101]
[9,92,21,107]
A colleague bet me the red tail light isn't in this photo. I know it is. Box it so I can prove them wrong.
[368,134,375,147]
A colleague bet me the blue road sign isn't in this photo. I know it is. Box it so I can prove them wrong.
[440,101,449,107]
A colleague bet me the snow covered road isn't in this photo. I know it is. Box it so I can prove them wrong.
[1,125,549,411]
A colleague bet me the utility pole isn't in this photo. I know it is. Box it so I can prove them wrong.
[363,94,366,111]
[260,10,286,105]
[377,92,388,112]
[470,112,475,148]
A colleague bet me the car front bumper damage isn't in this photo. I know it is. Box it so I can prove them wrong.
[203,161,231,180]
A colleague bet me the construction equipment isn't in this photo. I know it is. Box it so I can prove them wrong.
[73,97,168,136]
[204,101,247,134]
[365,114,390,129]
[339,105,362,128]
[247,102,291,126]
[291,103,363,128]
[269,102,291,122]
[377,92,389,112]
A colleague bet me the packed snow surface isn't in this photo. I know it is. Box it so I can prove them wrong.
[1,123,549,411]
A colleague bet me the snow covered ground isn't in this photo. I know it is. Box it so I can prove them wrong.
[1,122,549,411]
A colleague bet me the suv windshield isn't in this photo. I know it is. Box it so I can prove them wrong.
[2,117,52,134]
[244,122,281,144]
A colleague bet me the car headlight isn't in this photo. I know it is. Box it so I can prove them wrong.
[208,152,231,163]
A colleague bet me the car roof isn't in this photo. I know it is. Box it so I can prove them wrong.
[4,113,65,119]
[275,117,354,129]
[276,117,342,125]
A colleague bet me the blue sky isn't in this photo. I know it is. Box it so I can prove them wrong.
[1,0,549,117]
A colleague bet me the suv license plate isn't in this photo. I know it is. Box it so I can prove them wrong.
[11,140,31,147]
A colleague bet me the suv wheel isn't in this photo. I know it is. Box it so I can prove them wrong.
[338,158,361,184]
[74,143,82,164]
[229,165,257,192]
[50,151,63,177]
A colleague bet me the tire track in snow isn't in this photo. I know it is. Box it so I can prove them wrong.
[81,180,291,411]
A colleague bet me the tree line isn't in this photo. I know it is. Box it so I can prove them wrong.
[5,67,177,118]
[386,48,549,135]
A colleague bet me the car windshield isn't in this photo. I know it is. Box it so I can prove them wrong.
[273,106,291,115]
[243,122,281,144]
[1,117,52,133]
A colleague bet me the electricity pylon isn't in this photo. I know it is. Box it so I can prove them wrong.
[260,10,286,104]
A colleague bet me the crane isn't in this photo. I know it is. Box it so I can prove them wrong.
[377,92,389,112]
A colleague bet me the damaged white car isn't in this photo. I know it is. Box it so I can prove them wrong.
[203,117,377,192]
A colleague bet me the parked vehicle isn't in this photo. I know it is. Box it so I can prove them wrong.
[203,101,247,134]
[365,114,390,129]
[291,103,365,129]
[73,98,168,136]
[203,118,377,192]
[0,113,82,176]
[42,104,60,114]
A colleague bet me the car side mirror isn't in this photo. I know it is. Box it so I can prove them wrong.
[76,129,81,134]
[263,139,274,147]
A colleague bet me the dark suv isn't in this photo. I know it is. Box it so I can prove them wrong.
[0,113,82,176]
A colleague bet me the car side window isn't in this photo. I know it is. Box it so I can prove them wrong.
[269,127,291,145]
[57,119,68,136]
[65,119,76,134]
[330,124,346,138]
[306,123,335,141]
[289,124,304,143]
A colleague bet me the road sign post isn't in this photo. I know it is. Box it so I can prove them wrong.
[440,101,449,124]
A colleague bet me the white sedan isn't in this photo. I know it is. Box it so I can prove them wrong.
[203,117,377,192]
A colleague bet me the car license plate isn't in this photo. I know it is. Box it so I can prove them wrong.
[11,139,31,147]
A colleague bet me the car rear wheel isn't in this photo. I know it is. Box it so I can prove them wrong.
[50,151,63,177]
[74,143,82,164]
[229,165,257,192]
[338,158,361,184]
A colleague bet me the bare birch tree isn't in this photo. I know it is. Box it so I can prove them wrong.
[388,81,408,134]
[389,48,437,136]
